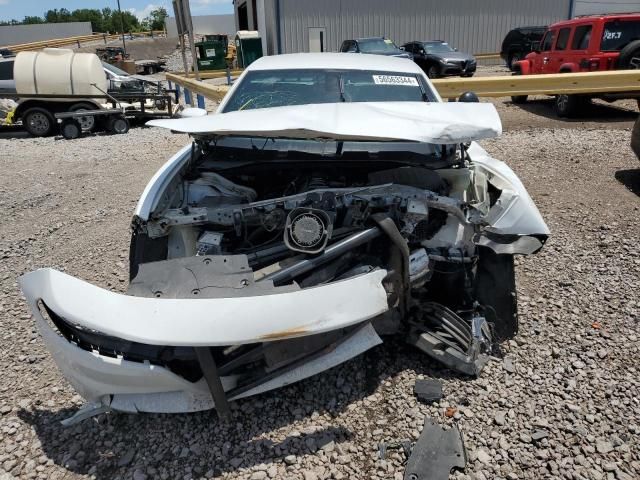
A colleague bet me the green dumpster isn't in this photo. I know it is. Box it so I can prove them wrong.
[235,30,263,68]
[195,35,228,71]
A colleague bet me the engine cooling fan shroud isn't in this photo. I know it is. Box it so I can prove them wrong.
[284,207,333,254]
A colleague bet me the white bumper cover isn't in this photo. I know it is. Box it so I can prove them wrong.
[20,268,388,412]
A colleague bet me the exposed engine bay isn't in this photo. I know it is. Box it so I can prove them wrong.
[118,139,524,402]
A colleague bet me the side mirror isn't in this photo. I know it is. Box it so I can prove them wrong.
[454,47,459,52]
[399,46,405,51]
[458,91,479,103]
[420,49,426,54]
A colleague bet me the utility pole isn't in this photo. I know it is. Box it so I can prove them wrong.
[180,0,201,82]
[116,0,127,56]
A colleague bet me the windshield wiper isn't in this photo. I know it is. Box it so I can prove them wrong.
[339,77,346,102]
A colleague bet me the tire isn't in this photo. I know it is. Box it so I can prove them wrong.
[554,94,588,118]
[474,247,518,341]
[68,103,97,132]
[510,69,528,104]
[108,115,130,134]
[507,52,521,71]
[60,119,82,139]
[426,65,440,79]
[617,39,640,69]
[631,115,640,160]
[22,107,55,137]
[461,72,475,78]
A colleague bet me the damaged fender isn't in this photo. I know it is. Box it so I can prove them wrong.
[469,143,549,254]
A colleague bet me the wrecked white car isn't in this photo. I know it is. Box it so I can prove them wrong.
[20,54,549,422]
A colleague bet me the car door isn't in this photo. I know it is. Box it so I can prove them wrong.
[534,29,556,74]
[569,23,595,71]
[406,43,423,66]
[549,27,572,72]
[0,59,15,94]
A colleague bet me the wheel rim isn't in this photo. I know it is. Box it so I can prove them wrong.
[113,119,127,133]
[63,124,79,138]
[630,56,640,69]
[27,112,50,135]
[70,108,95,131]
[557,95,569,111]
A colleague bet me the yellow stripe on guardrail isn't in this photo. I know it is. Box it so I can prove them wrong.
[166,70,640,103]
[171,70,245,80]
[166,72,232,103]
[432,70,640,98]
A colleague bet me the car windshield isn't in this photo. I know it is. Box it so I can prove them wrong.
[102,62,130,77]
[222,69,434,112]
[358,38,400,53]
[601,20,640,51]
[424,42,455,53]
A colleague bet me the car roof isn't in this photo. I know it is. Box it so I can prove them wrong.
[245,53,423,74]
[549,12,640,28]
[510,26,546,31]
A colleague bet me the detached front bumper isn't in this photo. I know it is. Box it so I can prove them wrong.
[20,268,388,413]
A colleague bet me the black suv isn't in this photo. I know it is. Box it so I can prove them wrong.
[500,26,547,70]
[340,37,411,58]
[402,40,476,78]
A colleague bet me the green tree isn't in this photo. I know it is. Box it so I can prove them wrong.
[22,16,45,24]
[1,7,141,32]
[143,7,168,31]
[44,8,72,23]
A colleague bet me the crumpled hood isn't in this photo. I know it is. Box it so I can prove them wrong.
[148,102,502,144]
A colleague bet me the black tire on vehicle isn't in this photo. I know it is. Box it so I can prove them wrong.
[510,70,528,104]
[507,52,521,70]
[108,115,130,134]
[427,65,440,79]
[554,94,588,117]
[60,119,82,140]
[69,102,97,132]
[474,247,518,342]
[22,107,55,137]
[617,39,640,69]
[631,114,640,160]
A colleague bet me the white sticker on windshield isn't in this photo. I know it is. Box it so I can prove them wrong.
[372,75,419,86]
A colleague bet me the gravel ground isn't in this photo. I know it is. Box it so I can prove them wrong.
[1,114,639,480]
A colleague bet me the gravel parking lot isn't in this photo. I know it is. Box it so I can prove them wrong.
[1,92,639,480]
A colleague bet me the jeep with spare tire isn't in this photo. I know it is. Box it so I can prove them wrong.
[512,13,640,117]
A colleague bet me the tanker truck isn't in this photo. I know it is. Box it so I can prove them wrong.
[2,48,176,137]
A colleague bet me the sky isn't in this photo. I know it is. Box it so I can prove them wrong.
[0,0,234,22]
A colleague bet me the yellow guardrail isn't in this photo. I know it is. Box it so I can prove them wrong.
[432,70,640,98]
[166,72,232,103]
[172,69,245,80]
[474,52,502,60]
[3,31,165,52]
[166,70,640,103]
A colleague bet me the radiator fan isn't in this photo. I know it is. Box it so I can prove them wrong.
[284,208,333,254]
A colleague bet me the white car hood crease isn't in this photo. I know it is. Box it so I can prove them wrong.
[147,102,502,144]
